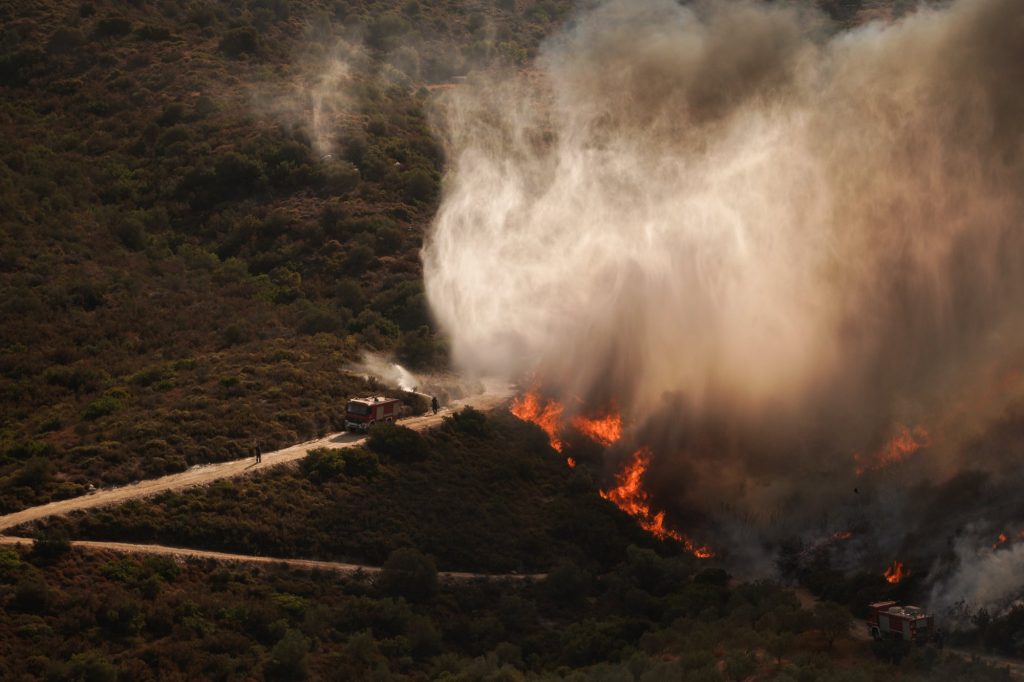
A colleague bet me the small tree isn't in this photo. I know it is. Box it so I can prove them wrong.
[301,448,346,483]
[443,406,490,438]
[378,548,438,602]
[814,601,852,650]
[543,561,591,607]
[219,26,261,57]
[367,423,429,461]
[31,528,71,564]
[94,17,132,38]
[402,168,438,203]
[765,631,793,666]
[342,448,380,477]
[266,629,310,680]
[12,574,51,613]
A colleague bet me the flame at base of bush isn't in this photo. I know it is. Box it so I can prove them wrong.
[601,448,713,559]
[510,391,566,454]
[884,560,910,584]
[510,390,621,467]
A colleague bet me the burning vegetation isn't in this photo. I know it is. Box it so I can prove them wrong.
[854,424,931,475]
[428,0,1024,613]
[884,560,910,584]
[600,448,714,559]
[510,391,565,454]
[510,392,712,559]
[992,531,1024,550]
[510,390,620,459]
[570,412,623,447]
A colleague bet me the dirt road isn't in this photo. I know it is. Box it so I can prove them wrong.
[0,391,510,533]
[0,535,543,582]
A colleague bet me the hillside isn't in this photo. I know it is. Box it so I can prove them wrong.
[3,0,1020,680]
[0,0,572,512]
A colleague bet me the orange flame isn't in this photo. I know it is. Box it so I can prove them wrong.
[600,448,713,558]
[884,560,910,584]
[833,531,852,541]
[511,391,624,468]
[994,532,1009,550]
[854,424,930,475]
[570,412,623,447]
[511,391,565,452]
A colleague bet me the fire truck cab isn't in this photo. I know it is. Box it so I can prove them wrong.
[345,396,402,432]
[867,601,934,643]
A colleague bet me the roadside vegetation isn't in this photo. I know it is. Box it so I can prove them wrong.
[0,537,1009,681]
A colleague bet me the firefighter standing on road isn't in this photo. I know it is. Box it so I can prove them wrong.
[431,396,439,415]
[254,441,262,464]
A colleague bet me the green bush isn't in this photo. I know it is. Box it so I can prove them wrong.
[4,440,54,462]
[543,562,591,606]
[402,168,438,202]
[219,26,261,57]
[343,243,376,275]
[301,447,346,483]
[378,548,437,602]
[297,306,345,336]
[47,27,85,53]
[44,364,107,394]
[266,629,310,680]
[396,326,440,367]
[32,528,71,563]
[443,407,490,437]
[14,456,54,487]
[213,152,264,197]
[366,14,410,50]
[12,574,51,613]
[113,216,146,250]
[367,423,428,461]
[0,546,22,581]
[157,102,187,127]
[343,448,380,477]
[94,17,133,38]
[0,48,44,86]
[136,25,173,41]
[318,161,360,195]
[67,652,118,682]
[83,394,124,420]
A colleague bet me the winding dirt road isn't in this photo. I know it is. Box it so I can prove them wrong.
[0,535,542,582]
[0,390,540,582]
[0,392,508,534]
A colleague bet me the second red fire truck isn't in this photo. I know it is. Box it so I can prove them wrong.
[867,601,935,643]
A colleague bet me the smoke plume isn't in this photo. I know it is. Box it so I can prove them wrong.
[422,0,1024,605]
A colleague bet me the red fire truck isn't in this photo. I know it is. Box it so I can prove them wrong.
[345,396,402,432]
[867,601,934,643]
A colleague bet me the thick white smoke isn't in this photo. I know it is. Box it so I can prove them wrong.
[424,0,1024,422]
[929,533,1024,624]
[422,0,1024,606]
